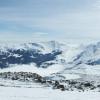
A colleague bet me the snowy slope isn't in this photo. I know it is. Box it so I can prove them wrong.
[0,63,65,77]
[0,87,100,100]
[0,84,100,100]
[73,42,100,65]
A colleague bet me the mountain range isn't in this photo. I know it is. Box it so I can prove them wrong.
[0,40,100,76]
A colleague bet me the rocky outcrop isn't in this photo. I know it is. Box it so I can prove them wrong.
[0,72,100,92]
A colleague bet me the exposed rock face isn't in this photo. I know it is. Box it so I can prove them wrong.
[0,48,62,68]
[0,72,43,82]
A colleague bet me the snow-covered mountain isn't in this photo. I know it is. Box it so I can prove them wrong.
[61,41,100,76]
[0,41,64,69]
[1,40,100,77]
[73,42,100,66]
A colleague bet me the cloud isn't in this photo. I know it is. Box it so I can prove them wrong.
[92,0,100,9]
[0,0,100,42]
[33,32,48,36]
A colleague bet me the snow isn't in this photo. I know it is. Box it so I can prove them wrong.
[50,73,80,80]
[0,86,100,100]
[61,73,80,79]
[72,41,100,65]
[0,41,66,54]
[40,41,63,53]
[0,79,44,88]
[12,54,22,58]
[0,63,65,77]
[58,44,83,63]
[71,64,100,75]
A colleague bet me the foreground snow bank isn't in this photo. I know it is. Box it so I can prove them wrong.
[0,86,100,100]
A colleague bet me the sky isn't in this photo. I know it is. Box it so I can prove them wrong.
[0,0,100,42]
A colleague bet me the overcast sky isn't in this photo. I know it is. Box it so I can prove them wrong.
[0,0,100,42]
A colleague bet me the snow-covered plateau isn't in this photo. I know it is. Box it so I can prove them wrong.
[0,40,100,100]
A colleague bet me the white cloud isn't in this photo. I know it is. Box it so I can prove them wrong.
[93,0,100,9]
[0,0,100,41]
[32,32,48,36]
